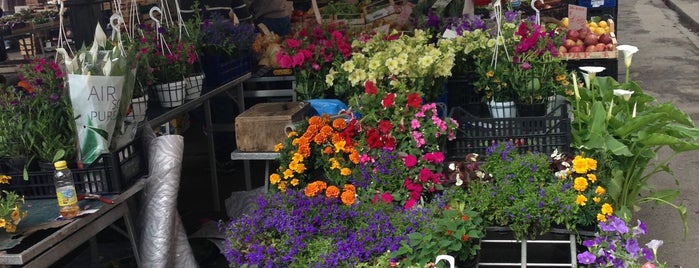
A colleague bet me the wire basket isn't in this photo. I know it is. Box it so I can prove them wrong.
[152,80,186,108]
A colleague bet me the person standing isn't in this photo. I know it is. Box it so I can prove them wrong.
[230,0,290,37]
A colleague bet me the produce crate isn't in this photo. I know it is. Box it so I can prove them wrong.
[564,57,618,80]
[2,139,146,199]
[202,54,252,88]
[446,104,571,160]
[235,102,311,152]
[560,19,617,60]
[445,74,488,117]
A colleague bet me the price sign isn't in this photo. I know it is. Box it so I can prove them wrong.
[567,4,588,30]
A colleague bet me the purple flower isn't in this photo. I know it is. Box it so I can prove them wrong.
[642,248,654,261]
[625,238,640,257]
[577,251,596,264]
[634,219,648,236]
[49,93,60,104]
[505,11,519,23]
[521,62,532,70]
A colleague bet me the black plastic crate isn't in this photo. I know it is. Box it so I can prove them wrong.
[202,54,252,88]
[564,57,619,80]
[2,139,146,199]
[446,75,488,117]
[446,104,571,159]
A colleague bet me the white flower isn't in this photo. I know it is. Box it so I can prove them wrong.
[455,175,463,186]
[617,45,639,68]
[646,239,663,255]
[448,162,457,171]
[613,89,634,101]
[579,66,606,75]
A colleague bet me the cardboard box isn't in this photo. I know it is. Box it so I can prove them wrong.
[235,102,310,152]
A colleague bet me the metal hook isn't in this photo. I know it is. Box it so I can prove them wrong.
[149,6,162,27]
[531,0,544,25]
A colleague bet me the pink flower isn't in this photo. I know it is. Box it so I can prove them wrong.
[404,155,417,168]
[359,153,373,164]
[276,53,293,68]
[312,63,320,71]
[404,199,417,210]
[423,152,445,164]
[412,131,425,147]
[419,168,432,182]
[381,192,393,203]
[410,119,420,129]
[292,53,305,67]
[285,38,301,49]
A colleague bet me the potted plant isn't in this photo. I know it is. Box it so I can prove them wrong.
[0,174,27,233]
[277,20,353,101]
[507,19,567,116]
[13,58,76,171]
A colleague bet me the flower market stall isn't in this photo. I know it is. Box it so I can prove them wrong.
[0,0,696,266]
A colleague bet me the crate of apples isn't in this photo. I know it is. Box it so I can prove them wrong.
[559,19,618,60]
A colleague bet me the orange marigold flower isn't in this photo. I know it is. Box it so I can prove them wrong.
[575,194,588,206]
[349,151,360,164]
[341,190,355,206]
[320,125,334,136]
[304,125,320,138]
[298,144,311,158]
[343,184,355,193]
[586,158,597,171]
[601,203,613,216]
[574,177,589,192]
[331,133,343,144]
[332,118,347,130]
[308,116,323,126]
[277,181,287,192]
[326,185,340,199]
[573,156,589,174]
[595,186,605,196]
[304,183,320,197]
[294,163,306,174]
[340,167,352,176]
[290,178,299,186]
[323,146,334,155]
[317,181,328,190]
[313,133,327,144]
[322,114,331,124]
[270,173,281,185]
[0,175,10,184]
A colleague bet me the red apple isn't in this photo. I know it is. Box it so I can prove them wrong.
[558,45,568,54]
[598,33,613,44]
[605,43,615,51]
[585,45,597,52]
[595,43,607,52]
[584,34,599,46]
[569,46,584,53]
[566,29,580,41]
[578,27,590,40]
[564,39,577,49]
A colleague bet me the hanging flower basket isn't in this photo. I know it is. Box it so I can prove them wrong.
[152,80,186,108]
[128,94,149,122]
[184,73,205,100]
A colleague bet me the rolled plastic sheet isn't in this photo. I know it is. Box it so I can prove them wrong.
[138,125,198,268]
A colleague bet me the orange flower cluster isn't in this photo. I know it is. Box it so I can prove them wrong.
[270,115,360,192]
[304,181,356,206]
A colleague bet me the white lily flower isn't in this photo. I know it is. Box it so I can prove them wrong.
[581,72,590,90]
[617,45,639,68]
[579,66,606,75]
[93,23,107,48]
[632,102,637,118]
[102,55,112,76]
[613,89,634,101]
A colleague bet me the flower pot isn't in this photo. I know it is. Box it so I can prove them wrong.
[153,80,186,108]
[546,95,567,115]
[128,95,149,122]
[184,74,205,100]
[487,100,516,118]
[516,102,547,117]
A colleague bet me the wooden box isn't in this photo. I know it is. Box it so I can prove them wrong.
[235,102,310,152]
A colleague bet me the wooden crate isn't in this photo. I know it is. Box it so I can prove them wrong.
[235,102,310,152]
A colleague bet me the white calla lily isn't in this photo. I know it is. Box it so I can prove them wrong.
[617,44,639,83]
[613,89,634,101]
[579,66,606,75]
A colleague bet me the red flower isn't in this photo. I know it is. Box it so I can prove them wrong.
[423,151,445,164]
[366,129,383,149]
[382,93,396,108]
[462,215,469,221]
[407,93,422,109]
[404,199,417,210]
[462,234,470,241]
[364,80,378,94]
[378,120,393,134]
[447,230,453,235]
[382,135,396,150]
[419,168,432,183]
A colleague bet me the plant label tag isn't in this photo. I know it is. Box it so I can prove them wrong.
[590,0,604,7]
[396,2,413,27]
[568,4,588,31]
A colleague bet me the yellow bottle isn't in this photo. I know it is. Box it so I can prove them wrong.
[54,160,80,219]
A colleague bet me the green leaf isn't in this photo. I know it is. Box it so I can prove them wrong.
[604,136,633,156]
[614,113,666,137]
[647,189,680,204]
[606,169,624,202]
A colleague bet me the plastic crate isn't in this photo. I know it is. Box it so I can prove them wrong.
[564,57,619,80]
[445,75,488,117]
[577,0,616,8]
[2,139,146,199]
[202,54,252,88]
[446,104,571,159]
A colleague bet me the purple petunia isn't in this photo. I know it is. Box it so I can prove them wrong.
[577,251,596,264]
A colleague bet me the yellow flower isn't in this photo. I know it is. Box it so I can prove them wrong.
[0,218,5,228]
[340,168,352,176]
[11,207,20,223]
[575,194,588,206]
[572,156,589,174]
[292,153,304,163]
[295,163,306,174]
[486,70,494,78]
[334,140,346,153]
[329,158,341,170]
[586,158,597,171]
[283,169,294,179]
[556,74,567,82]
[274,143,284,152]
[593,197,601,203]
[277,181,287,192]
[595,186,605,196]
[290,178,299,187]
[270,173,281,185]
[288,161,298,171]
[587,174,597,183]
[0,175,10,184]
[601,203,613,216]
[574,177,589,192]
[4,223,15,233]
[597,214,607,222]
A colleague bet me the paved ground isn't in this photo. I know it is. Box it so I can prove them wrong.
[617,0,699,267]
